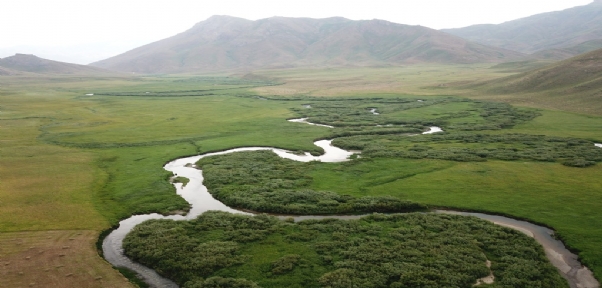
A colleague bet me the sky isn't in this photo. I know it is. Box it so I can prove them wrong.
[0,0,593,64]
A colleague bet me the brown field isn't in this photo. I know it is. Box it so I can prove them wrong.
[0,230,132,288]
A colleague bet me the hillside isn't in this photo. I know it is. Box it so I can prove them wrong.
[0,66,17,75]
[477,48,602,115]
[529,39,602,60]
[443,1,602,54]
[0,54,115,75]
[91,16,523,73]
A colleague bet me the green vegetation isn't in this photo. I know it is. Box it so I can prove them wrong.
[333,133,602,166]
[195,83,602,281]
[2,65,602,286]
[124,211,567,288]
[173,176,191,186]
[278,96,539,132]
[197,150,426,214]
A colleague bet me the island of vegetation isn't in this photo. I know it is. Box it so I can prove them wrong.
[124,211,567,288]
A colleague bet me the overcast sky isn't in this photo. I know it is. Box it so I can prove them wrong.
[0,0,593,64]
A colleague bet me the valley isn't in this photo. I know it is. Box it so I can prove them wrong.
[2,2,602,287]
[1,64,602,287]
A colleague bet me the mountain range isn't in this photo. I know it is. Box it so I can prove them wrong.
[6,2,602,75]
[0,53,113,75]
[91,16,523,74]
[443,0,602,55]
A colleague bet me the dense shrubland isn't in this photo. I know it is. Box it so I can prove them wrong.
[197,150,426,214]
[287,97,539,131]
[333,133,602,166]
[277,96,599,167]
[124,211,568,288]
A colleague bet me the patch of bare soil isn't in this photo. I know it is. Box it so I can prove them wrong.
[474,260,495,286]
[0,230,133,288]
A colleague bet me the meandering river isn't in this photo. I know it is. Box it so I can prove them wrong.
[101,121,599,288]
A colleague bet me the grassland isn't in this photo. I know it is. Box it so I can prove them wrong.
[252,63,602,117]
[0,75,328,287]
[1,64,602,286]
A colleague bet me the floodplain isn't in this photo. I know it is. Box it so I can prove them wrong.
[1,64,602,287]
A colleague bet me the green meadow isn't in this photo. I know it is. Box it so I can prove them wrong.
[1,65,602,286]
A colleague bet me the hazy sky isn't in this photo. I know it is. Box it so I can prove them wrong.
[0,0,593,64]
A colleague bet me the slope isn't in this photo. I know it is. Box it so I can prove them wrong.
[0,54,116,75]
[91,16,523,74]
[443,1,602,54]
[530,39,602,60]
[476,48,602,115]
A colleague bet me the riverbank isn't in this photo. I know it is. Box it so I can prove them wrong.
[103,139,599,288]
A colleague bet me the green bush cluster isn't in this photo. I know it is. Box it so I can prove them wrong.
[289,97,448,128]
[184,277,260,288]
[124,211,568,288]
[196,150,426,214]
[292,98,443,129]
[455,102,540,130]
[271,254,302,275]
[283,97,538,132]
[333,133,602,167]
[172,176,190,186]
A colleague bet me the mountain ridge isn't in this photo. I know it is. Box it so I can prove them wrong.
[442,1,602,54]
[0,53,116,75]
[91,16,524,73]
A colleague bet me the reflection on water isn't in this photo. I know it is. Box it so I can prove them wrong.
[287,118,334,128]
[423,126,443,134]
[369,108,380,115]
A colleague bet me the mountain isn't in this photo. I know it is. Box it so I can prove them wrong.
[0,54,115,75]
[91,16,524,74]
[478,48,602,115]
[442,1,602,54]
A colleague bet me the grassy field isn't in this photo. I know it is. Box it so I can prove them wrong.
[252,64,602,117]
[0,75,330,287]
[1,64,602,286]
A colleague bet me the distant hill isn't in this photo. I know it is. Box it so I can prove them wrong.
[0,54,115,75]
[443,1,602,54]
[91,16,524,74]
[529,39,602,60]
[478,48,602,115]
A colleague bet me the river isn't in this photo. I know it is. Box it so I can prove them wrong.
[101,121,599,288]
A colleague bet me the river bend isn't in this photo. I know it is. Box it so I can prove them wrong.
[102,121,599,288]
